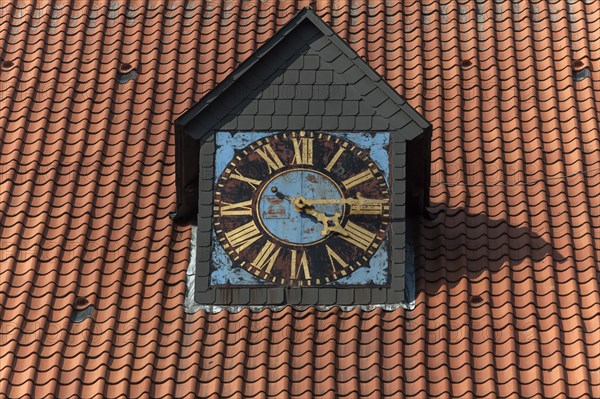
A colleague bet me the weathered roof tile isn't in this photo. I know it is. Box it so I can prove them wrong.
[1,1,599,398]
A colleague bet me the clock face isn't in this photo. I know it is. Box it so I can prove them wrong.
[213,131,390,286]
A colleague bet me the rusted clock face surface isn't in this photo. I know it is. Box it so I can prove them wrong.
[213,131,390,286]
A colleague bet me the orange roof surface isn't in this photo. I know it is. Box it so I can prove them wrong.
[1,1,599,398]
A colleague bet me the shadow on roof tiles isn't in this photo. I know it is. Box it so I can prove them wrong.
[415,204,566,295]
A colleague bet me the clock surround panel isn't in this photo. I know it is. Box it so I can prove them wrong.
[212,131,392,287]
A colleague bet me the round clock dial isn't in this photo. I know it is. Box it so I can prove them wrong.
[214,131,390,286]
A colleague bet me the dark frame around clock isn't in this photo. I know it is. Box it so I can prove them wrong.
[193,130,409,306]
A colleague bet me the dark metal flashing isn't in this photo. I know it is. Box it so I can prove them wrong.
[573,67,591,82]
[71,305,94,323]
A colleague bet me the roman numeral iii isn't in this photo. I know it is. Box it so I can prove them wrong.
[349,203,383,215]
[340,221,376,250]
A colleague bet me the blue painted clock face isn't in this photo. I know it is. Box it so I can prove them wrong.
[258,169,343,245]
[213,131,391,286]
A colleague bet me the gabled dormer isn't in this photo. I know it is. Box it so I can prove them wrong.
[174,8,431,307]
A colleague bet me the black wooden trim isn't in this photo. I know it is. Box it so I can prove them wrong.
[406,125,432,215]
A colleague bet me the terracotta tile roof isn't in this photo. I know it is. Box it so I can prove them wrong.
[0,1,599,397]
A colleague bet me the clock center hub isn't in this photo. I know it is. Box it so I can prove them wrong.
[257,169,344,245]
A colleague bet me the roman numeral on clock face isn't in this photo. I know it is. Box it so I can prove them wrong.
[342,169,374,189]
[219,200,253,216]
[340,220,376,250]
[349,203,383,215]
[230,169,262,189]
[292,135,313,165]
[254,241,281,274]
[326,245,348,272]
[290,249,311,280]
[325,146,345,172]
[225,221,262,252]
[255,143,284,173]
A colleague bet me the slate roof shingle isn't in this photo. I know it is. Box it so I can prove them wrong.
[1,1,599,398]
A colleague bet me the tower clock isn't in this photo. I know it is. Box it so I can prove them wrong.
[213,131,391,286]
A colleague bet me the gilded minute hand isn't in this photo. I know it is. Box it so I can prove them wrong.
[299,192,387,206]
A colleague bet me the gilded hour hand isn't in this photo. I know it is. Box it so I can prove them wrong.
[277,192,349,236]
[292,197,349,237]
